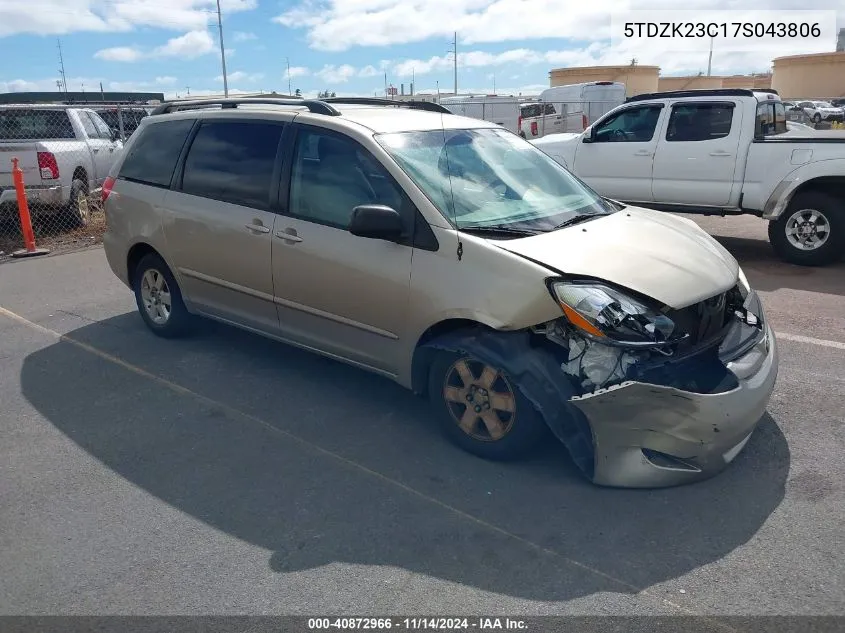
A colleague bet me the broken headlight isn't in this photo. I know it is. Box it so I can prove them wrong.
[551,281,681,348]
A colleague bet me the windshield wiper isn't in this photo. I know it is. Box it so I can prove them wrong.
[550,212,607,231]
[459,224,539,236]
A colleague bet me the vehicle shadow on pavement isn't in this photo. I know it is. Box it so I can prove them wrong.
[712,235,845,296]
[20,313,790,601]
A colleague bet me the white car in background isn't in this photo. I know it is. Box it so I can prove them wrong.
[797,100,844,124]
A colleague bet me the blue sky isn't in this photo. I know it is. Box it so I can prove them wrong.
[1,1,842,99]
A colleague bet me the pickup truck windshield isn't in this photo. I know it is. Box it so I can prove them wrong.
[0,109,75,140]
[375,127,612,231]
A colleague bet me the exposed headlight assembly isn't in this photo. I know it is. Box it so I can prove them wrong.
[550,281,684,349]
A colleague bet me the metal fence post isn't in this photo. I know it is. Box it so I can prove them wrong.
[118,105,126,142]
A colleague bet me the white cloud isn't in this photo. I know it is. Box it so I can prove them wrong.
[286,66,310,79]
[216,70,265,82]
[0,0,258,38]
[153,29,215,58]
[94,46,144,62]
[315,64,359,83]
[155,76,178,85]
[232,31,257,41]
[275,0,845,75]
[358,65,381,78]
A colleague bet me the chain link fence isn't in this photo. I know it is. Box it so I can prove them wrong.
[0,104,143,261]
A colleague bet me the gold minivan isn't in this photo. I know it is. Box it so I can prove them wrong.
[102,97,778,488]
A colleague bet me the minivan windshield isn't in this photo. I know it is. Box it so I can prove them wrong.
[375,127,614,232]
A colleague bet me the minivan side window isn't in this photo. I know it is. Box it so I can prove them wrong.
[666,103,734,142]
[119,118,195,188]
[592,105,662,142]
[288,128,406,230]
[181,120,284,210]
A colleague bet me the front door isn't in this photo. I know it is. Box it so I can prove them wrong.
[572,103,663,202]
[270,125,414,375]
[162,118,287,334]
[80,111,115,185]
[651,101,743,207]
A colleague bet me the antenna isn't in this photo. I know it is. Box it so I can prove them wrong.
[285,57,292,95]
[452,32,458,95]
[215,0,229,97]
[57,39,68,96]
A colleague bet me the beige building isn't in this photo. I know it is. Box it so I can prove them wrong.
[549,65,659,97]
[771,52,845,99]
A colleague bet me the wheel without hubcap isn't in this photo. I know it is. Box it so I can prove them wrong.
[428,350,548,460]
[768,191,844,266]
[783,208,830,252]
[442,358,517,442]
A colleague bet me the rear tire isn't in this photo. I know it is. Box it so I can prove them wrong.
[812,113,822,124]
[768,191,844,266]
[132,253,192,338]
[65,179,90,228]
[427,350,547,461]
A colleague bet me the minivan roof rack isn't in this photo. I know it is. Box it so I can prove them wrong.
[626,88,779,103]
[150,97,341,116]
[320,97,452,114]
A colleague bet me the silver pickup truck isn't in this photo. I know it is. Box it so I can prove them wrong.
[0,105,123,227]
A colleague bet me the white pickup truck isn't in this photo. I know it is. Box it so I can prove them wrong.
[0,105,123,227]
[531,89,845,266]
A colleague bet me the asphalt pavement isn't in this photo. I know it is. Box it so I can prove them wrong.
[0,214,843,617]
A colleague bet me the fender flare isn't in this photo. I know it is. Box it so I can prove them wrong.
[761,159,845,220]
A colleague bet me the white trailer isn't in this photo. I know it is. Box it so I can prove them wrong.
[440,95,529,134]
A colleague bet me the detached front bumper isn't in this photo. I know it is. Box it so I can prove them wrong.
[569,322,778,488]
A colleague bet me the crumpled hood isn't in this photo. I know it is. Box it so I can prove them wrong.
[494,206,739,309]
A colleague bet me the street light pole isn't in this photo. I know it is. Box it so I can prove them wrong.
[216,0,229,97]
[285,57,292,96]
[707,36,714,76]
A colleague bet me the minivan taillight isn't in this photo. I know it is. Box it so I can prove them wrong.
[37,152,59,180]
[102,176,116,203]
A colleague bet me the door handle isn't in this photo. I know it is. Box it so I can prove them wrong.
[109,147,115,153]
[709,151,732,157]
[634,150,652,156]
[92,148,100,154]
[275,229,303,243]
[244,223,270,233]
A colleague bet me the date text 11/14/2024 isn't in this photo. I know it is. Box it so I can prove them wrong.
[307,618,528,630]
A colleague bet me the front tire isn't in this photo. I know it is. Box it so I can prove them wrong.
[133,253,192,337]
[768,191,844,266]
[812,113,822,124]
[427,351,548,461]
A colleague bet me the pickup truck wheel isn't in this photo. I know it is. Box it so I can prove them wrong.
[812,113,822,124]
[133,253,192,338]
[65,179,90,228]
[768,192,844,266]
[428,351,547,461]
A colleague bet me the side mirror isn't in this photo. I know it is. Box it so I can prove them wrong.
[582,129,596,143]
[110,128,121,142]
[348,204,404,241]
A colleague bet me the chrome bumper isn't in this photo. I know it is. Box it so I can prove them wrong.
[0,184,66,210]
[570,323,778,488]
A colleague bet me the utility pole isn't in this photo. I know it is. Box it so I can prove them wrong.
[493,73,496,95]
[285,57,292,95]
[707,36,714,76]
[452,32,458,96]
[216,0,229,97]
[57,39,68,96]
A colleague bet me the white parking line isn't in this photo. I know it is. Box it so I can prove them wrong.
[775,332,845,351]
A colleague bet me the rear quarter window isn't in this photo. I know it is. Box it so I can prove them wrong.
[0,109,75,140]
[119,118,195,188]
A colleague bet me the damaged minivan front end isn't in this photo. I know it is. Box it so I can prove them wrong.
[537,272,778,487]
[422,267,777,489]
